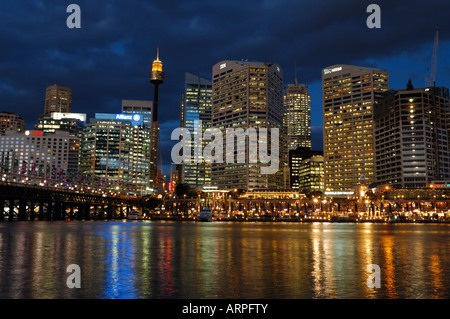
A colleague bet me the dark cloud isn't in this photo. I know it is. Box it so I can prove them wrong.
[1,0,450,175]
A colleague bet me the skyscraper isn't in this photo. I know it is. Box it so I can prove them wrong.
[121,100,153,128]
[211,60,283,190]
[43,84,72,117]
[80,113,151,195]
[283,81,311,151]
[149,49,164,190]
[180,72,212,188]
[322,65,388,193]
[374,85,450,188]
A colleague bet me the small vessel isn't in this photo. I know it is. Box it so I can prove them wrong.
[197,207,213,222]
[127,211,143,220]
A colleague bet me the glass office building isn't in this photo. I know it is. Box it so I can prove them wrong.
[179,72,212,188]
[80,113,152,194]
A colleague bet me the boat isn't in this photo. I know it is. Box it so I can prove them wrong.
[197,207,213,222]
[127,211,144,220]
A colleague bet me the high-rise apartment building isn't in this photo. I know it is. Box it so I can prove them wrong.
[179,72,212,188]
[322,65,388,193]
[0,111,26,135]
[374,85,450,188]
[43,85,72,117]
[211,60,284,190]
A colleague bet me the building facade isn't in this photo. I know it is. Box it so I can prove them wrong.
[211,60,284,190]
[121,100,153,128]
[0,130,79,181]
[296,155,324,195]
[35,112,86,139]
[322,65,389,193]
[43,84,72,117]
[0,111,26,135]
[179,72,213,188]
[283,82,311,151]
[289,147,323,191]
[374,86,450,188]
[80,113,152,194]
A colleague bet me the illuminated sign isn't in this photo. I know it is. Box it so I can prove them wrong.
[323,66,343,75]
[51,112,86,122]
[430,182,450,189]
[325,191,354,197]
[95,113,144,126]
[277,66,280,72]
[25,131,43,136]
[115,114,133,120]
[220,63,227,69]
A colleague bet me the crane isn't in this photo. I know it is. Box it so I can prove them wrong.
[425,25,439,87]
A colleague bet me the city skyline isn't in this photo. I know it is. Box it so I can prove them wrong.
[2,1,450,176]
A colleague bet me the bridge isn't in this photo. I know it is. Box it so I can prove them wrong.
[0,182,139,221]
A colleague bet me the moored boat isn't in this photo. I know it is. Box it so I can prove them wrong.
[198,207,213,222]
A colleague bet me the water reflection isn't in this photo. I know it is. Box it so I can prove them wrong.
[0,222,449,298]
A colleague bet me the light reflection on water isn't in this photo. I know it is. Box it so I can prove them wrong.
[0,221,449,299]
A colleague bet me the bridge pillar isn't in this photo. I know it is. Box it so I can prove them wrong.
[79,204,90,220]
[18,199,27,221]
[76,204,82,220]
[38,202,44,221]
[69,206,74,220]
[0,199,4,221]
[107,205,113,219]
[47,202,54,221]
[8,199,14,221]
[85,204,91,220]
[29,201,35,221]
[54,202,62,220]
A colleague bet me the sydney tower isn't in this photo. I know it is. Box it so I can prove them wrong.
[149,48,164,190]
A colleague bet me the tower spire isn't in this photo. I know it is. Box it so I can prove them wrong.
[294,61,298,85]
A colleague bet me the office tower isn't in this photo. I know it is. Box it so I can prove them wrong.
[0,130,79,180]
[0,111,26,135]
[374,85,450,188]
[80,113,151,194]
[121,100,153,128]
[180,72,212,188]
[211,60,283,190]
[283,81,311,151]
[43,85,72,117]
[296,155,324,194]
[322,65,389,193]
[289,147,323,190]
[149,49,164,190]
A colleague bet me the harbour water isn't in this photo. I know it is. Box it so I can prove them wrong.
[0,220,449,299]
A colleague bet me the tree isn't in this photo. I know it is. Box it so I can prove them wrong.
[175,183,197,198]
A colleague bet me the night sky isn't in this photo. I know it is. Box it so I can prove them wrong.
[1,0,450,176]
